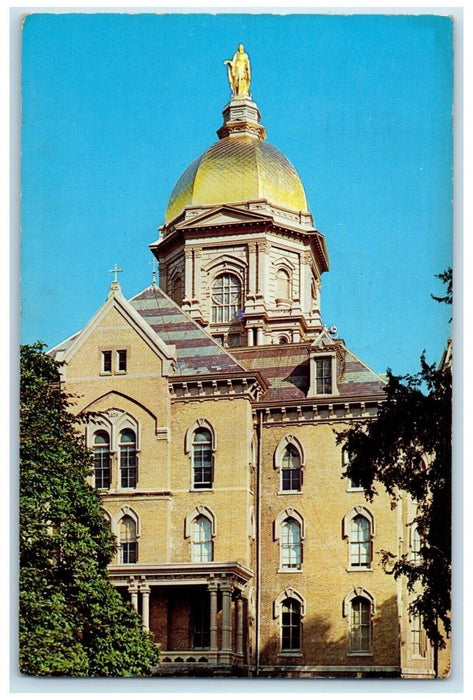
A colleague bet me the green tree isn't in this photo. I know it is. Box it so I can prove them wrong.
[337,271,452,671]
[19,342,158,676]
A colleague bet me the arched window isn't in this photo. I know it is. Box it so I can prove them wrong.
[119,515,137,564]
[411,524,421,564]
[281,598,301,651]
[171,275,184,305]
[119,429,137,488]
[93,431,110,489]
[192,428,213,489]
[343,506,374,570]
[281,518,302,570]
[211,273,242,323]
[350,596,372,652]
[276,268,291,301]
[349,515,371,568]
[281,444,302,492]
[192,515,213,563]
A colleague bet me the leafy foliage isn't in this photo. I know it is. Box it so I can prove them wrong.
[337,271,452,651]
[19,342,158,676]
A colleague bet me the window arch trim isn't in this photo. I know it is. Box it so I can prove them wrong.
[273,588,306,619]
[274,435,306,470]
[343,587,376,617]
[274,507,305,541]
[86,409,140,452]
[184,505,217,539]
[112,505,141,539]
[342,505,375,538]
[185,419,217,455]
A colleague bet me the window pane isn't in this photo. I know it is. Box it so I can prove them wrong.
[350,598,371,652]
[281,444,301,491]
[281,519,301,569]
[315,358,332,394]
[211,273,242,323]
[192,516,212,562]
[281,599,301,651]
[350,515,371,567]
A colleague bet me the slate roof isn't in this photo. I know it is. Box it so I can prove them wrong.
[231,343,386,404]
[129,286,248,377]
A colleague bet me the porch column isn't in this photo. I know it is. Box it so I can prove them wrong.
[236,595,244,655]
[140,581,150,631]
[221,582,233,652]
[128,579,139,612]
[209,581,218,652]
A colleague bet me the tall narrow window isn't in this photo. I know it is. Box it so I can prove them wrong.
[315,357,332,394]
[102,350,112,373]
[171,275,184,305]
[120,429,137,488]
[117,349,127,372]
[276,268,291,301]
[411,613,426,657]
[192,428,213,489]
[93,431,110,489]
[349,515,371,568]
[281,518,302,570]
[211,273,241,323]
[119,515,137,563]
[411,524,421,565]
[192,515,213,563]
[350,597,371,652]
[281,444,301,492]
[281,598,301,651]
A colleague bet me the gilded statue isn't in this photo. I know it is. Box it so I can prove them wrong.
[224,44,251,98]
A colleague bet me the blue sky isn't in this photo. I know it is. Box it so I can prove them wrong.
[20,11,453,376]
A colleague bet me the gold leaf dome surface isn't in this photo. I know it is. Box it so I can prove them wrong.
[165,135,308,224]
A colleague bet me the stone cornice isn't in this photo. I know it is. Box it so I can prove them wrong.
[107,561,254,588]
[170,373,266,401]
[254,397,385,426]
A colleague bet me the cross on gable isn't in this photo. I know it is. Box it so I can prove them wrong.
[109,263,123,282]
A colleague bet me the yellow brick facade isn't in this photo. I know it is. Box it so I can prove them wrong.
[49,75,447,679]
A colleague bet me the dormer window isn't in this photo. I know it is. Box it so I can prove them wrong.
[315,357,332,394]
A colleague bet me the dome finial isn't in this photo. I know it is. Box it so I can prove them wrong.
[223,44,251,99]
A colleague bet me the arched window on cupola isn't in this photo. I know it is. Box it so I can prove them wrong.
[276,267,291,301]
[211,273,242,323]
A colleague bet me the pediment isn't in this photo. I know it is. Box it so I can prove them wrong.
[175,205,272,230]
[59,283,176,377]
[310,329,339,351]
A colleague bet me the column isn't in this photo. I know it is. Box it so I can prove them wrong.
[209,581,218,652]
[221,582,233,652]
[247,327,254,346]
[256,327,264,346]
[128,579,139,612]
[140,580,150,631]
[183,248,193,304]
[247,243,257,298]
[256,242,265,295]
[193,247,202,301]
[236,596,244,655]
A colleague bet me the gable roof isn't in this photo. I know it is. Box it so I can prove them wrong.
[231,342,386,404]
[129,285,249,377]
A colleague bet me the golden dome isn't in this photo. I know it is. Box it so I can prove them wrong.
[164,134,308,224]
